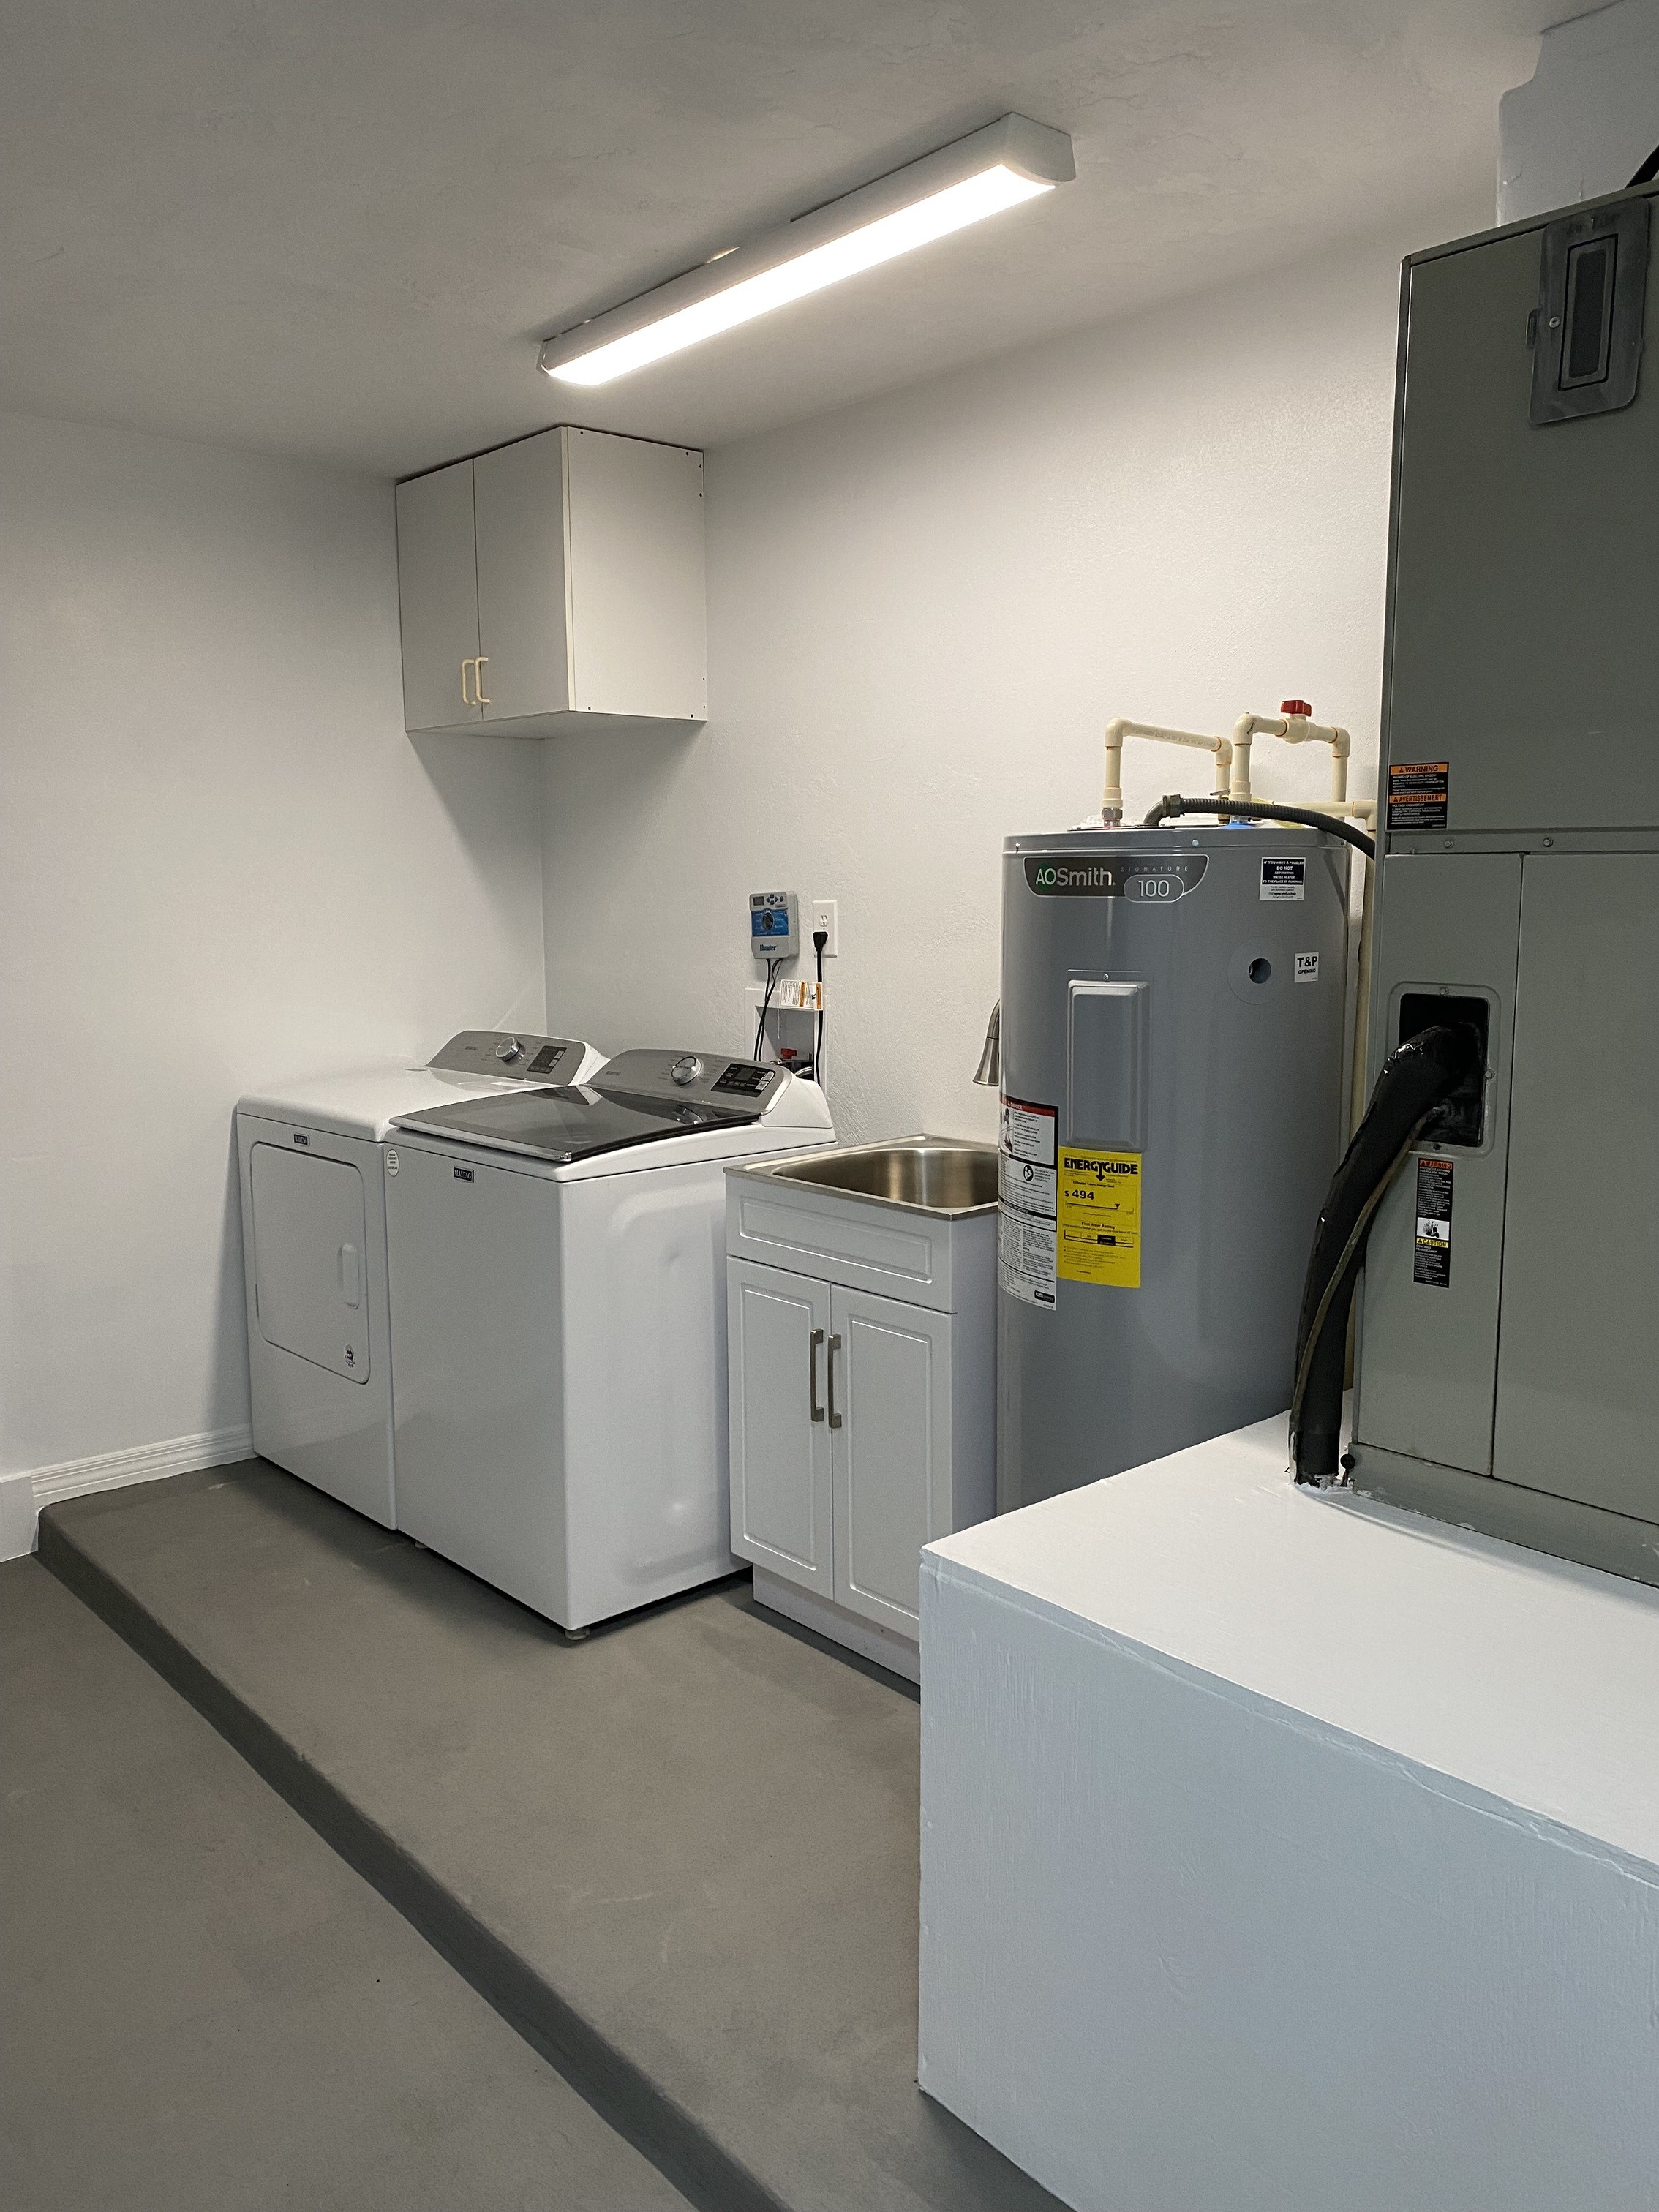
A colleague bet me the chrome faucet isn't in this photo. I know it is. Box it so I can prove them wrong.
[972,1001,1000,1087]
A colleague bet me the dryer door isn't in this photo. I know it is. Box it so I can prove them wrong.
[249,1143,370,1382]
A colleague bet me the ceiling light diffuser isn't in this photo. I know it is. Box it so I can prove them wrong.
[538,114,1075,388]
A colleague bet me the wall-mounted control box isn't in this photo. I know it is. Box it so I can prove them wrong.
[750,891,799,960]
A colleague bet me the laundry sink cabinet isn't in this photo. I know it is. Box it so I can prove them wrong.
[725,1139,996,1681]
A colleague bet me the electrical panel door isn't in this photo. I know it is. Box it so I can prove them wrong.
[1387,207,1659,834]
[1491,854,1659,1520]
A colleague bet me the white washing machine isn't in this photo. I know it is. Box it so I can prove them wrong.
[385,1048,835,1630]
[236,1030,606,1527]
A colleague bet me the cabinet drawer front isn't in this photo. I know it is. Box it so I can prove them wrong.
[727,1184,963,1311]
[831,1284,953,1639]
[728,1260,832,1595]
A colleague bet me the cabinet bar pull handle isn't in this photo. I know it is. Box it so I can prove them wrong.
[460,658,475,706]
[827,1333,843,1429]
[809,1327,825,1423]
[474,655,490,704]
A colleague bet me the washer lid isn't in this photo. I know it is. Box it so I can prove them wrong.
[391,1085,756,1164]
[391,1047,783,1162]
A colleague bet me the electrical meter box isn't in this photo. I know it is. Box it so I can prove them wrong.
[1348,181,1659,1587]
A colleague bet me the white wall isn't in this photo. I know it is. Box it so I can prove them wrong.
[0,413,546,1486]
[1499,0,1659,223]
[540,194,1486,1145]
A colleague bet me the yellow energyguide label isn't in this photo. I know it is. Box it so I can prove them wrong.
[1057,1148,1142,1288]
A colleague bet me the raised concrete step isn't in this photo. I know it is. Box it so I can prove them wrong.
[40,1463,1059,2212]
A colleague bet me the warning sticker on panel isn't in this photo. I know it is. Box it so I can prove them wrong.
[999,1093,1060,1307]
[1294,952,1320,984]
[999,1205,1058,1309]
[999,1093,1058,1217]
[1057,1148,1142,1288]
[1000,1094,1057,1171]
[1388,761,1449,831]
[1260,857,1306,902]
[1413,1155,1453,1287]
[1001,1151,1057,1214]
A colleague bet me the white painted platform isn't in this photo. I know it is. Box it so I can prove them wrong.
[918,1412,1659,2212]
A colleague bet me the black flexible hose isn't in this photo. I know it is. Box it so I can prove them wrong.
[1290,1023,1482,1484]
[1143,793,1376,859]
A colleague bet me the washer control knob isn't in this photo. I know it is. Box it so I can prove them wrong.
[494,1036,524,1064]
[670,1054,704,1087]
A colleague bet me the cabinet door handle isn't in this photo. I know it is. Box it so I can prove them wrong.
[460,658,475,705]
[809,1327,825,1423]
[474,655,490,704]
[827,1332,843,1429]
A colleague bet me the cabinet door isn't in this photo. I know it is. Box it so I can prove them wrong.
[728,1260,833,1595]
[565,428,706,721]
[395,459,481,731]
[830,1284,952,1639]
[474,429,571,723]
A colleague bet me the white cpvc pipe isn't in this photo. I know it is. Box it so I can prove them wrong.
[1101,719,1246,827]
[1240,701,1355,810]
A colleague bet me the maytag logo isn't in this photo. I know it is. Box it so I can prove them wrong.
[292,1132,310,1146]
[453,1165,475,1183]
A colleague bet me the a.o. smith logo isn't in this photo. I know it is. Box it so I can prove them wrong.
[1023,855,1206,900]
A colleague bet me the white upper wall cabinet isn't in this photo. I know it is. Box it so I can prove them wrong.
[394,426,706,737]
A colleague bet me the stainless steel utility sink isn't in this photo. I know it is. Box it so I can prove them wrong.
[767,1137,997,1216]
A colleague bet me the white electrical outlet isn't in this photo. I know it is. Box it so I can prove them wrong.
[810,898,839,957]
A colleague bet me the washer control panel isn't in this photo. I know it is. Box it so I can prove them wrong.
[429,1031,586,1084]
[598,1049,783,1113]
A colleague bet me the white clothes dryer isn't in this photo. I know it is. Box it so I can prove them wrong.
[385,1049,834,1631]
[236,1031,606,1527]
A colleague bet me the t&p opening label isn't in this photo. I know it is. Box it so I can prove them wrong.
[1057,1148,1142,1288]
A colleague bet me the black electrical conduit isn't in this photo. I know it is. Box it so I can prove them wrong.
[1289,1023,1483,1485]
[1143,792,1376,859]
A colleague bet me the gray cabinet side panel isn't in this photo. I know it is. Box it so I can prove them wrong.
[1387,222,1659,832]
[394,460,481,732]
[475,429,571,722]
[566,431,706,721]
[1492,854,1659,1521]
[1353,854,1520,1474]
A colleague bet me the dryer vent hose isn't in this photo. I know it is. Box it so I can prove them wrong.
[1290,1022,1483,1486]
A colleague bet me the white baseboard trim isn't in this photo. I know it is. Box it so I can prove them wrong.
[1,1423,255,1560]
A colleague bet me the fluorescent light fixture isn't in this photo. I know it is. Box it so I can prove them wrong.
[538,113,1074,388]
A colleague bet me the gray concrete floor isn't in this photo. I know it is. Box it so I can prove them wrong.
[37,1463,1060,2212]
[1,1556,692,2212]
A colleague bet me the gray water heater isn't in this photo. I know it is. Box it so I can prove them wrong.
[997,825,1348,1511]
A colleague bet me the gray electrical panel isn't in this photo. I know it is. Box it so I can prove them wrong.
[1349,182,1659,1586]
[997,827,1348,1511]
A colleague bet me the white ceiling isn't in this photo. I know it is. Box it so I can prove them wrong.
[4,1,1552,478]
